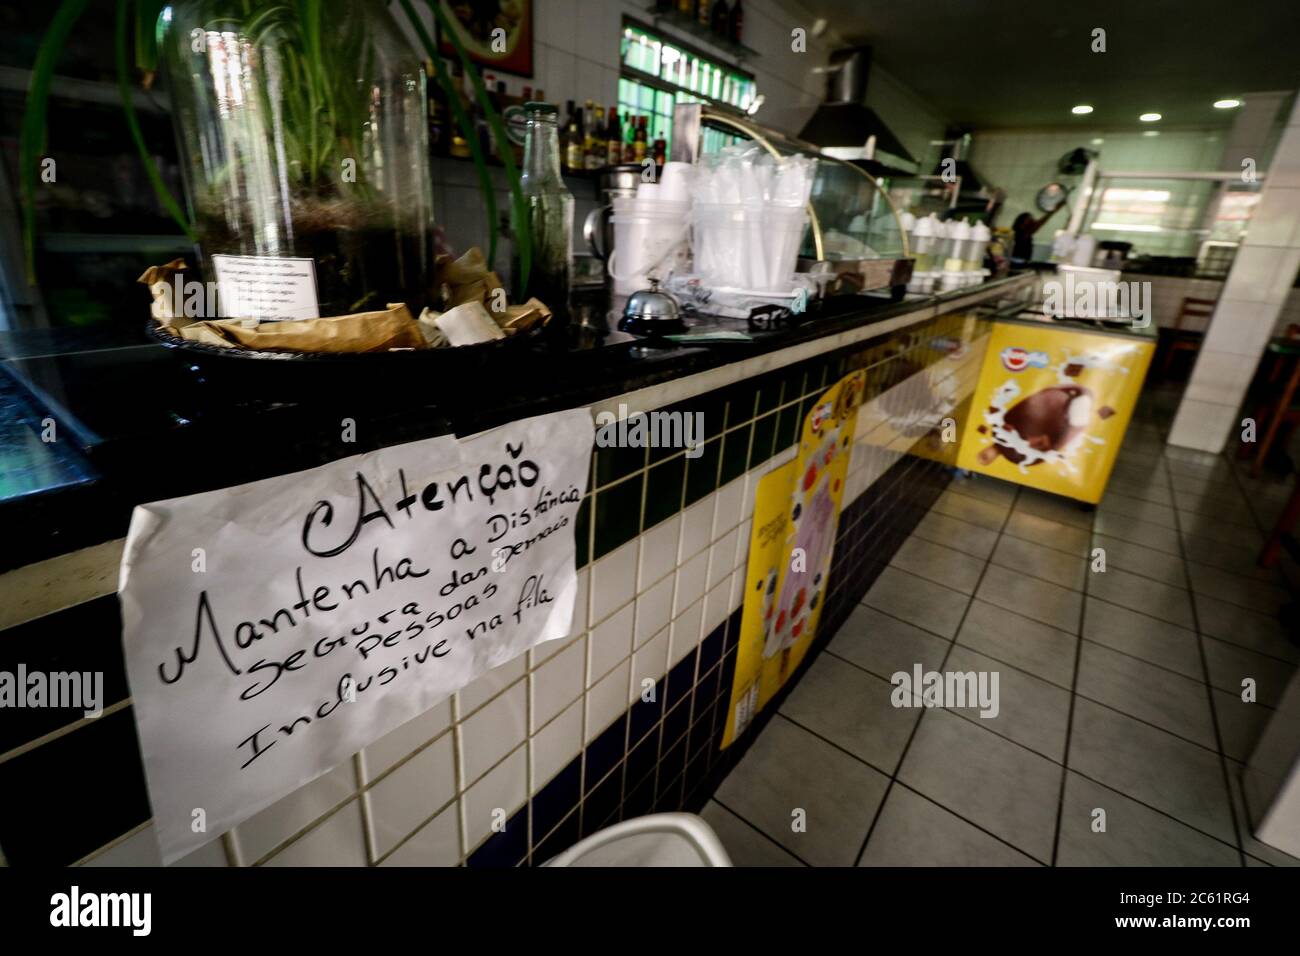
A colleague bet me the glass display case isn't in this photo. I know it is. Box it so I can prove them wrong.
[1068,169,1263,277]
[670,102,912,295]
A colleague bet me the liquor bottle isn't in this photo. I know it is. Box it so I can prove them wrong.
[448,60,472,159]
[711,0,729,36]
[564,105,584,172]
[605,107,623,167]
[697,0,711,26]
[676,0,692,15]
[424,60,449,157]
[728,0,744,42]
[587,105,605,170]
[622,113,637,164]
[652,136,666,177]
[517,102,574,320]
[633,116,648,164]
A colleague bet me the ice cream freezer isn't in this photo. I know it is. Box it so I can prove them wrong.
[956,308,1156,504]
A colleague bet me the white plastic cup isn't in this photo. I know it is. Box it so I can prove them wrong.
[658,162,694,202]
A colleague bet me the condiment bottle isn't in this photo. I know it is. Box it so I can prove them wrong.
[517,102,574,320]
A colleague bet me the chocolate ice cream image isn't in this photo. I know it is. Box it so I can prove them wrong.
[979,382,1101,470]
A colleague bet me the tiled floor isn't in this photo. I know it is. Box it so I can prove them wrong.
[707,388,1300,867]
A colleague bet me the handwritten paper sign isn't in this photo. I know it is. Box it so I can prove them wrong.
[211,254,320,320]
[119,409,592,864]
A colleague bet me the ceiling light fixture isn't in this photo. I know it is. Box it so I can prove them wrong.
[1213,99,1241,109]
[1139,112,1161,122]
[1071,105,1093,115]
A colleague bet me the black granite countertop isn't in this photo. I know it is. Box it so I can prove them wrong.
[0,274,1031,572]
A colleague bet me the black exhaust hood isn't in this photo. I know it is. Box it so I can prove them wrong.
[798,47,916,174]
[931,134,990,194]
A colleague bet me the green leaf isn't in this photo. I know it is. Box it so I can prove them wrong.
[133,0,169,73]
[398,0,503,268]
[424,0,531,293]
[19,0,93,284]
[115,0,196,242]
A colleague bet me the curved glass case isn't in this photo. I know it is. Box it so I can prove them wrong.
[671,105,910,263]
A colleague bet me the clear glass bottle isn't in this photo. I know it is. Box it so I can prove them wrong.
[517,102,574,319]
[160,0,434,317]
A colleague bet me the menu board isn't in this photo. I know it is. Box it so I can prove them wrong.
[119,409,592,863]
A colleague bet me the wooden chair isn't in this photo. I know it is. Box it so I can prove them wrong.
[1249,325,1300,476]
[1160,296,1217,379]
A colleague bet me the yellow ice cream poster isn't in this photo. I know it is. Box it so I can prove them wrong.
[721,369,865,749]
[956,323,1154,503]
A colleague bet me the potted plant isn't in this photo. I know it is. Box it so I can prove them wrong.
[20,0,529,318]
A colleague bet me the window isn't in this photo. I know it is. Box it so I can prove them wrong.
[1091,187,1175,233]
[617,21,757,156]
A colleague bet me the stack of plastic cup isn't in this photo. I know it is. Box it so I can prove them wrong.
[607,190,692,295]
[688,145,816,293]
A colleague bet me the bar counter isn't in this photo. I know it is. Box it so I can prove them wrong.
[0,272,1034,866]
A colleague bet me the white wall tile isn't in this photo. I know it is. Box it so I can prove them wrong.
[534,0,576,50]
[458,681,527,786]
[1167,398,1241,453]
[367,732,455,858]
[669,598,704,666]
[708,526,740,589]
[588,601,634,684]
[531,698,583,788]
[461,746,527,854]
[639,514,680,589]
[1244,187,1300,249]
[679,495,715,560]
[379,805,459,867]
[362,699,452,779]
[82,827,227,868]
[713,477,745,536]
[1222,246,1291,303]
[585,658,630,743]
[1267,126,1300,189]
[531,636,585,729]
[457,654,526,715]
[234,762,355,863]
[591,538,637,623]
[674,549,709,613]
[1182,349,1259,407]
[1202,298,1274,356]
[703,576,733,638]
[629,626,670,706]
[634,573,674,647]
[264,801,367,867]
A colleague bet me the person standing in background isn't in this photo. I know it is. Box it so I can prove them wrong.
[1010,202,1065,262]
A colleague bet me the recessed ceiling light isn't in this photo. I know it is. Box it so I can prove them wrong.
[1214,99,1241,109]
[1071,105,1093,115]
[1143,130,1160,137]
[1090,138,1104,145]
[1139,112,1162,122]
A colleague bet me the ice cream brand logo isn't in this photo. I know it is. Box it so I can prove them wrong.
[1000,347,1050,372]
[809,401,833,433]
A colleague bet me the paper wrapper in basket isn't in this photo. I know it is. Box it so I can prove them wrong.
[173,305,425,353]
[436,247,505,312]
[141,250,548,354]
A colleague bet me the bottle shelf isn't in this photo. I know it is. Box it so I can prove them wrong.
[644,5,758,63]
